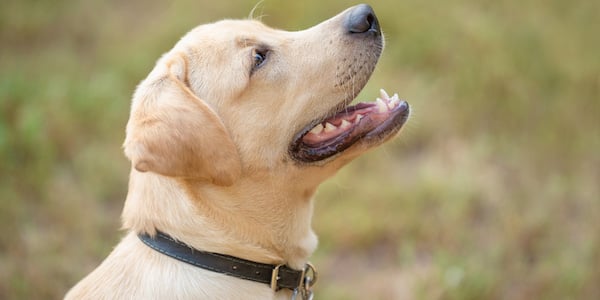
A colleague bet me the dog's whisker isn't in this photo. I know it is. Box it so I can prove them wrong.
[248,0,267,20]
[69,4,410,300]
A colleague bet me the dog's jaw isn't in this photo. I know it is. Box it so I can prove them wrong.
[290,89,409,162]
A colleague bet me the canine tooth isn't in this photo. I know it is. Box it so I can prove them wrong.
[324,122,337,132]
[380,89,390,100]
[376,98,389,113]
[309,124,324,135]
[388,93,401,109]
[388,96,400,108]
[355,114,364,122]
[389,101,398,109]
[340,119,352,129]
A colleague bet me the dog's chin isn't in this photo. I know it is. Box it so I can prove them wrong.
[289,89,410,163]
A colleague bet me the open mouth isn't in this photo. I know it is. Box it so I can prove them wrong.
[290,89,410,162]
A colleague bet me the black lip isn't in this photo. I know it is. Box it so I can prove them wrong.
[289,101,410,163]
[364,101,410,142]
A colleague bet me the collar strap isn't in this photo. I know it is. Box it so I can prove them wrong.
[138,231,317,291]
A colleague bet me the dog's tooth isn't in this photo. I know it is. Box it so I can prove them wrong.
[388,93,401,109]
[376,98,389,113]
[380,89,390,100]
[309,123,324,135]
[355,114,364,122]
[389,96,400,108]
[340,119,352,129]
[324,122,337,132]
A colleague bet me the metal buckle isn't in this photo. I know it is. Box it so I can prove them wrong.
[271,264,284,291]
[273,262,318,299]
[303,262,318,290]
[294,262,318,300]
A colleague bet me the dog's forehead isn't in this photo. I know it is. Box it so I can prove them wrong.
[185,19,286,45]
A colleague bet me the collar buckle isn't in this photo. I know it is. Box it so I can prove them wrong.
[302,262,318,291]
[270,264,284,291]
[271,263,318,300]
[270,262,317,292]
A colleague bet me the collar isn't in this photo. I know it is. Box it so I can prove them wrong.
[138,231,317,292]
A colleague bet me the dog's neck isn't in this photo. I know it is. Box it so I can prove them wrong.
[121,170,319,269]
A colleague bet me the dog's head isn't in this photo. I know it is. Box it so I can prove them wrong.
[123,4,409,187]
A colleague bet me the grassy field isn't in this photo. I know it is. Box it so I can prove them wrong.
[1,0,598,299]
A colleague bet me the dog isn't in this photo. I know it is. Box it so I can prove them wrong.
[66,4,409,299]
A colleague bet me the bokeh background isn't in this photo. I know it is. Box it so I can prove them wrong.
[1,0,598,299]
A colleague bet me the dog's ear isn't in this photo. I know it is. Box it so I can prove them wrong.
[123,53,242,186]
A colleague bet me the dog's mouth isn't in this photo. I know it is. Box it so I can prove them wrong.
[290,89,410,162]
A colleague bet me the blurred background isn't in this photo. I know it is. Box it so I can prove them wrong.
[1,0,598,299]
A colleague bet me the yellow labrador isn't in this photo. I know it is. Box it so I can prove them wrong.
[66,4,409,300]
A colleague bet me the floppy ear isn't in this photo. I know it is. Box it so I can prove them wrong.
[123,53,242,186]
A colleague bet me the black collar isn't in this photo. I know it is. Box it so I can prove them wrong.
[138,231,317,292]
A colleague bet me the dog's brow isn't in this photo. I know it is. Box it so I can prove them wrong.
[236,37,259,48]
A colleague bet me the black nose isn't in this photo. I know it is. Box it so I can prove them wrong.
[345,4,380,34]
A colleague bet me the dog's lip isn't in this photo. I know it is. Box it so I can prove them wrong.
[289,89,410,162]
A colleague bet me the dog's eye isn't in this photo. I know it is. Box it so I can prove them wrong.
[252,49,268,70]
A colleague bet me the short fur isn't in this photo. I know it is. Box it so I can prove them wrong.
[67,5,399,300]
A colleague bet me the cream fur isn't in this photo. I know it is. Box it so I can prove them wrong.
[66,5,396,300]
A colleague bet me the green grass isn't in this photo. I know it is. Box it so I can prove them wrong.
[1,0,598,299]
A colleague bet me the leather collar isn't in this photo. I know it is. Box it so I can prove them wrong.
[138,231,317,291]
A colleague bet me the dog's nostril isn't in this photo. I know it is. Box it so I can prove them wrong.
[345,4,380,34]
